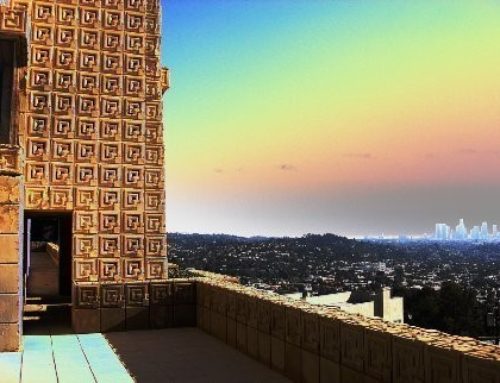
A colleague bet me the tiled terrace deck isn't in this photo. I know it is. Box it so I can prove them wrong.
[0,329,291,383]
[0,333,133,383]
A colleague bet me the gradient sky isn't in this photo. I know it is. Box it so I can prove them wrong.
[162,0,500,237]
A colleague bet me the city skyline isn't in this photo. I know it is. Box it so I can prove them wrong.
[363,218,500,241]
[163,1,500,237]
[434,218,500,241]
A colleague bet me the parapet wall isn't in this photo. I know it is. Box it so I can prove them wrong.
[194,275,500,383]
[72,278,196,333]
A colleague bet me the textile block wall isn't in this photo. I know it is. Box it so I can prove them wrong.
[21,0,168,283]
[0,0,169,334]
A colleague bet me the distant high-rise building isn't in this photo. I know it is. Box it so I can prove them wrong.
[435,223,450,240]
[481,222,488,240]
[470,225,481,240]
[455,218,467,240]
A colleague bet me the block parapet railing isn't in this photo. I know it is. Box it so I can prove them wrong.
[192,272,500,383]
[72,278,198,333]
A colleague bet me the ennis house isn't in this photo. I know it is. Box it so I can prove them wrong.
[0,2,499,383]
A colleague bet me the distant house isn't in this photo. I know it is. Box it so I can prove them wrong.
[285,287,404,323]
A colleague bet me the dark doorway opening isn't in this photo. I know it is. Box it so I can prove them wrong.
[0,39,16,144]
[23,212,73,334]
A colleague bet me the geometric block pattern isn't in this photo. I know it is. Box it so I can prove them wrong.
[17,0,167,289]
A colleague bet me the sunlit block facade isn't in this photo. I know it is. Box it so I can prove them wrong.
[0,0,169,350]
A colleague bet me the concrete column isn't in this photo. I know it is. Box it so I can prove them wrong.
[0,170,23,351]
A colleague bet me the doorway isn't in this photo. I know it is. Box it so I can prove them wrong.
[23,212,73,334]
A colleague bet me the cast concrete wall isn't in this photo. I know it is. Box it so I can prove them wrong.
[0,0,28,352]
[16,0,169,289]
[0,0,170,336]
[195,277,500,383]
[72,278,197,333]
[0,146,23,352]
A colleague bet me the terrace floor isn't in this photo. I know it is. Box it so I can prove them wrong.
[0,333,133,383]
[107,328,291,383]
[0,328,291,383]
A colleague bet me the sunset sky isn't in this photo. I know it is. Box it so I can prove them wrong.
[162,1,500,237]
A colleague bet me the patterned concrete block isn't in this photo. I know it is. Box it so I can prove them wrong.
[173,281,196,305]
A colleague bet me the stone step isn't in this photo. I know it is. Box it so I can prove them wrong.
[22,302,72,334]
[24,302,72,313]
